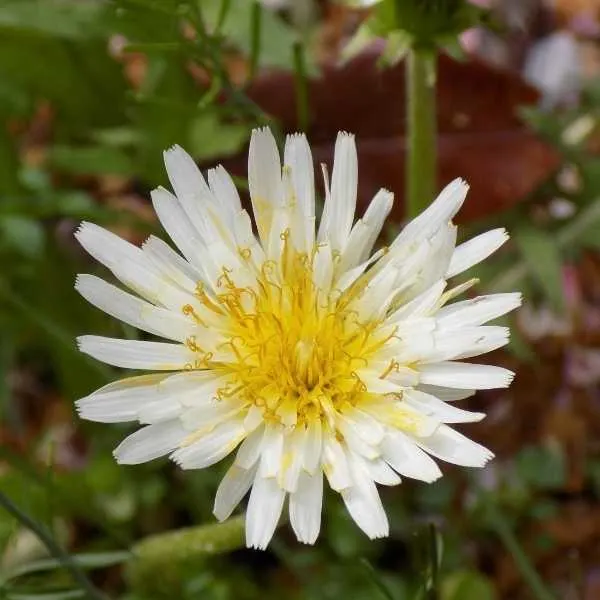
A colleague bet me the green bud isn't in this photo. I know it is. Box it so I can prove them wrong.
[342,0,488,63]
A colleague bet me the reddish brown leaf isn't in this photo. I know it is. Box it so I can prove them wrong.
[220,50,560,222]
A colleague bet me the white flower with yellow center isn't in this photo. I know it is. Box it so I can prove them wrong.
[75,128,520,549]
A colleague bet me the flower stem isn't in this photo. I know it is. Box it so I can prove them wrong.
[293,39,309,131]
[0,491,107,600]
[126,515,245,596]
[406,47,437,219]
[485,504,556,600]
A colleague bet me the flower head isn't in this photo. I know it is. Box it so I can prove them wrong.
[75,128,520,549]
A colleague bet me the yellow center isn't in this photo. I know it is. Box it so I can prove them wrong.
[187,245,394,427]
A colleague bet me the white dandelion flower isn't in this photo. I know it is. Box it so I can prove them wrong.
[75,128,520,549]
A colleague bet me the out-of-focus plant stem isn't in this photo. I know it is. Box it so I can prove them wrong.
[293,39,309,131]
[126,515,245,595]
[485,503,556,600]
[0,492,107,600]
[406,47,437,219]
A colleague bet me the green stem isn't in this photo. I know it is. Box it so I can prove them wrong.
[0,492,107,600]
[486,504,556,600]
[249,0,263,80]
[293,39,309,131]
[126,515,245,596]
[406,48,437,219]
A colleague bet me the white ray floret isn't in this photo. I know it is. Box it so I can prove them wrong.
[75,127,520,549]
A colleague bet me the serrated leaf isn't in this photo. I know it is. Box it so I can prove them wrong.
[514,227,565,312]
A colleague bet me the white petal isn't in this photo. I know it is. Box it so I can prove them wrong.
[110,255,202,313]
[322,435,352,491]
[76,374,168,423]
[258,425,284,478]
[231,210,265,268]
[75,221,145,272]
[150,187,210,272]
[303,420,322,475]
[418,361,515,389]
[75,275,190,342]
[159,370,225,398]
[357,366,418,393]
[341,456,389,539]
[396,223,457,303]
[380,431,442,483]
[318,132,357,251]
[235,425,265,469]
[283,133,315,219]
[171,420,246,469]
[213,463,257,522]
[346,188,394,267]
[246,473,286,549]
[415,424,493,467]
[337,416,380,460]
[138,399,181,424]
[386,280,446,323]
[395,179,467,246]
[77,336,195,370]
[207,165,242,217]
[359,456,402,486]
[358,368,406,395]
[414,326,510,363]
[142,235,203,291]
[403,389,485,423]
[446,228,508,278]
[289,470,323,545]
[179,398,246,431]
[114,420,187,464]
[248,127,283,241]
[243,404,264,432]
[339,408,385,445]
[163,144,212,203]
[280,427,307,492]
[417,385,475,402]
[312,242,334,293]
[336,247,387,293]
[436,293,523,328]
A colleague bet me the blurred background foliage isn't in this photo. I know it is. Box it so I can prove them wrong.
[1,0,600,599]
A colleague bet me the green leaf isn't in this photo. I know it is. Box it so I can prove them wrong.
[575,215,600,250]
[202,0,313,72]
[188,113,250,161]
[514,227,565,312]
[0,0,106,39]
[0,216,45,258]
[6,592,86,600]
[0,126,22,196]
[4,551,130,582]
[0,35,126,132]
[516,444,566,490]
[48,145,135,176]
[442,570,497,600]
[358,559,395,600]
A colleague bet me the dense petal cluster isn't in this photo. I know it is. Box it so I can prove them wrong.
[75,128,520,548]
